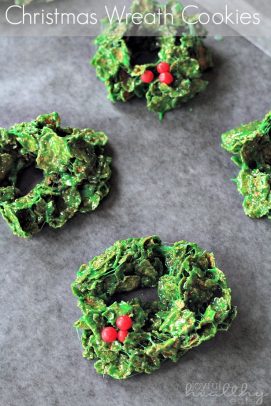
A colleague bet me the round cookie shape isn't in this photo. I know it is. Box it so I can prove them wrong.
[92,0,213,119]
[72,236,236,379]
[0,113,112,237]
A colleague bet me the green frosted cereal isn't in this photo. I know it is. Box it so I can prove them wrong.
[72,236,236,379]
[0,113,111,237]
[222,112,271,219]
[92,0,213,119]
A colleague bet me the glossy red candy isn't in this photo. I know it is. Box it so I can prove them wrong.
[157,62,170,73]
[101,327,117,343]
[141,70,154,83]
[159,72,174,85]
[116,315,133,331]
[117,330,129,343]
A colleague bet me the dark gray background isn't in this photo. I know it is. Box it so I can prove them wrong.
[0,35,270,406]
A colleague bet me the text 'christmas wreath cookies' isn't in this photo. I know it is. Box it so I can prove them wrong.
[0,113,111,238]
[92,0,213,119]
[222,112,271,219]
[72,236,236,379]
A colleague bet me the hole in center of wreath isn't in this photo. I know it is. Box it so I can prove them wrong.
[16,165,44,196]
[111,287,159,304]
[125,36,160,66]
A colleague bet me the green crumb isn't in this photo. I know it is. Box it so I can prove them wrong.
[221,111,271,219]
[92,0,213,118]
[0,113,112,238]
[72,236,236,379]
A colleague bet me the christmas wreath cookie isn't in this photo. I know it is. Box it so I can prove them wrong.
[92,0,213,119]
[72,236,236,379]
[222,111,271,219]
[0,113,111,238]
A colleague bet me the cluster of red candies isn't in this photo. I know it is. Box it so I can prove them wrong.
[141,62,174,85]
[101,315,133,344]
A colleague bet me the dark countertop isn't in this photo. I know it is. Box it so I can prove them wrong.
[0,35,270,406]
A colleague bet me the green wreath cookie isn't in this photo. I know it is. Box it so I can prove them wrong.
[222,111,271,219]
[92,0,213,119]
[72,236,236,379]
[0,113,111,238]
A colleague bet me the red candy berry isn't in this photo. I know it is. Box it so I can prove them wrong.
[159,72,174,85]
[157,62,170,74]
[101,327,117,343]
[141,70,154,83]
[117,330,129,343]
[116,315,133,331]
